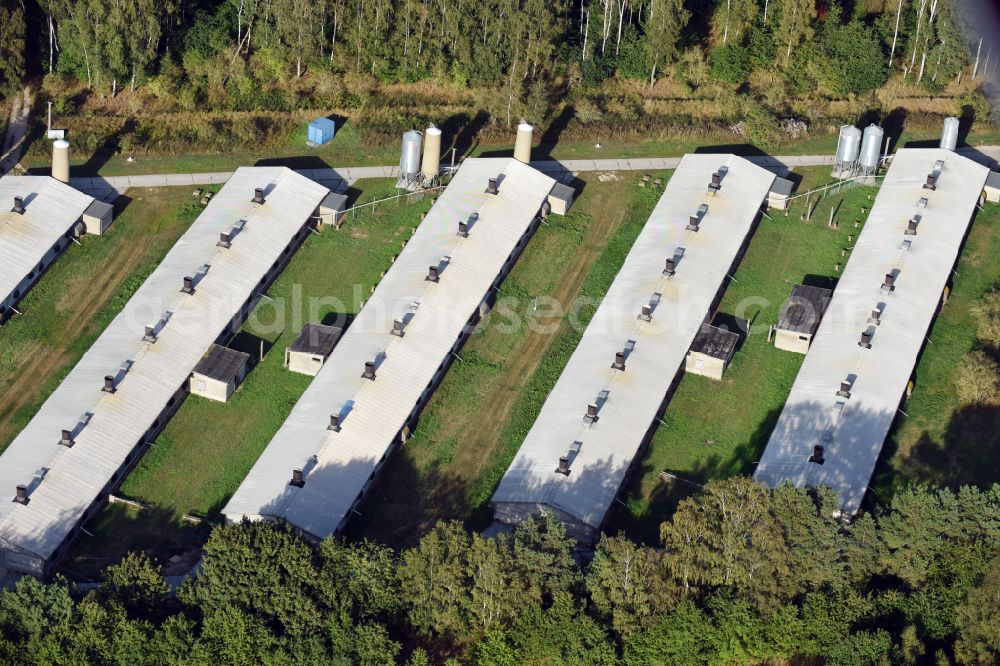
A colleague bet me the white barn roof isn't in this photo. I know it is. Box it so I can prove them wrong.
[0,167,329,564]
[754,148,989,514]
[224,158,557,538]
[0,176,94,306]
[491,154,775,536]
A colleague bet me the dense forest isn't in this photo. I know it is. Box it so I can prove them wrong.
[0,0,995,162]
[1,479,998,664]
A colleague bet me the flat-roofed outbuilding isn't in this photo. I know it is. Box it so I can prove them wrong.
[285,323,343,376]
[223,158,559,539]
[686,322,740,380]
[755,148,990,516]
[0,167,329,576]
[191,345,252,402]
[490,154,775,543]
[775,284,833,354]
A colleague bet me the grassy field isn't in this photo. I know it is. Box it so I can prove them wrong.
[0,187,203,454]
[609,171,879,543]
[345,173,667,548]
[64,180,429,577]
[872,200,1000,497]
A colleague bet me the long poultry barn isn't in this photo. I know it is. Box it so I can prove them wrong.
[0,167,329,577]
[0,175,108,323]
[490,154,776,543]
[754,148,990,516]
[223,157,558,539]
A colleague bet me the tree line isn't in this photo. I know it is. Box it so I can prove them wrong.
[0,0,990,116]
[2,478,998,664]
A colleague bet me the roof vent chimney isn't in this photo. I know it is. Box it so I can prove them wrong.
[102,375,116,393]
[458,220,469,237]
[708,172,722,193]
[905,218,918,236]
[391,318,406,337]
[328,414,341,432]
[663,257,676,277]
[612,351,626,370]
[426,265,440,283]
[218,231,232,248]
[639,304,652,321]
[808,445,825,465]
[487,178,498,195]
[584,403,599,424]
[143,325,157,343]
[12,196,25,215]
[556,456,570,475]
[60,429,75,447]
[290,468,305,488]
[182,276,195,294]
[859,330,873,349]
[363,360,377,380]
[836,379,853,398]
[14,485,28,505]
[923,173,938,191]
[882,273,896,292]
[253,187,266,204]
[686,214,700,232]
[868,308,882,326]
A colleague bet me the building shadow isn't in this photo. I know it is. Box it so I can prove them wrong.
[693,143,770,157]
[440,110,490,161]
[535,106,575,161]
[254,155,333,170]
[79,118,137,176]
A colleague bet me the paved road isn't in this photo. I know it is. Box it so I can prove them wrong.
[71,146,1000,201]
[0,86,34,174]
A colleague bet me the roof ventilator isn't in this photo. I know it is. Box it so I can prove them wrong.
[59,429,75,447]
[328,414,341,432]
[182,276,195,294]
[612,351,626,370]
[487,177,499,195]
[218,231,232,248]
[808,445,825,465]
[143,325,158,343]
[836,379,853,399]
[363,360,377,381]
[391,318,406,337]
[12,196,25,215]
[14,484,29,505]
[859,330,873,349]
[556,456,570,476]
[252,187,266,204]
[923,172,938,191]
[584,403,599,425]
[868,308,882,326]
[881,272,896,293]
[289,468,305,488]
[426,265,440,283]
[638,293,662,322]
[102,375,117,394]
[905,217,919,236]
[707,170,724,194]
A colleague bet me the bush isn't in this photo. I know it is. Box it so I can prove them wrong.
[973,291,1000,349]
[955,351,999,407]
[821,22,889,95]
[710,44,751,85]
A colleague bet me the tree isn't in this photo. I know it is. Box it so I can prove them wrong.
[954,552,1000,665]
[0,0,26,94]
[821,21,890,95]
[955,350,999,407]
[587,534,670,637]
[399,521,470,640]
[712,0,759,46]
[710,43,751,84]
[97,552,170,622]
[773,0,816,66]
[643,0,689,84]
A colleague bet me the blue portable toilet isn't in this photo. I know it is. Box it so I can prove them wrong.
[307,117,336,146]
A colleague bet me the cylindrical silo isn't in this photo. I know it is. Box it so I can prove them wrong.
[940,116,960,151]
[514,120,533,164]
[399,130,423,179]
[421,124,442,181]
[52,139,70,184]
[836,126,862,168]
[859,124,884,172]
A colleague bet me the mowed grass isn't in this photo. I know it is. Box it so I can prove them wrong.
[117,180,429,517]
[348,173,668,548]
[872,200,1000,496]
[0,187,203,454]
[613,172,879,543]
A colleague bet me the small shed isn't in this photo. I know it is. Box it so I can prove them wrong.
[318,192,348,227]
[190,345,251,402]
[685,323,740,380]
[547,182,575,216]
[82,200,114,235]
[308,117,336,146]
[767,177,795,210]
[285,323,343,376]
[775,284,833,354]
[984,171,1000,204]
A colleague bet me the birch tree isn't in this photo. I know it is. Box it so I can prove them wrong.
[644,0,689,84]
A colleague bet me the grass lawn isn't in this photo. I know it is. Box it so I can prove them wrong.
[610,170,880,543]
[0,186,203,454]
[64,180,429,578]
[871,200,1000,497]
[347,173,668,548]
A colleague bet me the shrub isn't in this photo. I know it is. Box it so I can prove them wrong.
[710,44,751,85]
[821,22,889,96]
[955,351,999,407]
[973,291,1000,349]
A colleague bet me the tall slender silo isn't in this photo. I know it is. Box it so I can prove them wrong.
[52,139,70,184]
[514,120,533,164]
[940,117,960,151]
[399,130,423,181]
[421,124,442,182]
[859,125,884,174]
[836,126,862,172]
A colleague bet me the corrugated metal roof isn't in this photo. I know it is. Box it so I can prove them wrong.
[491,154,775,532]
[777,284,833,334]
[690,323,739,361]
[0,167,329,561]
[193,345,251,383]
[0,176,94,305]
[223,158,557,538]
[287,323,342,356]
[755,148,990,515]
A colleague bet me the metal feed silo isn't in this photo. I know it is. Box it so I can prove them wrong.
[514,120,533,164]
[836,125,862,170]
[399,130,423,179]
[421,124,442,182]
[940,117,960,151]
[859,125,884,173]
